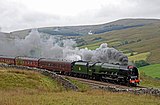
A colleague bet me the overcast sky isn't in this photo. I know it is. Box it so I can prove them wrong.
[0,0,160,32]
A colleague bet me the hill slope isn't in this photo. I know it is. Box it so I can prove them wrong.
[80,21,160,64]
[10,19,160,37]
[4,18,160,64]
[0,67,64,91]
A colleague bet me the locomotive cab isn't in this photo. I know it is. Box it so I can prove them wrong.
[128,66,140,85]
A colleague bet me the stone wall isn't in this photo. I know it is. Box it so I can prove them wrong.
[93,85,160,97]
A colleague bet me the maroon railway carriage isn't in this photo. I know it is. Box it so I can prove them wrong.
[0,56,15,65]
[38,58,72,73]
[15,57,39,68]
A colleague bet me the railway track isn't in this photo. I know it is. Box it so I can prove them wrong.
[62,75,160,96]
[63,75,146,90]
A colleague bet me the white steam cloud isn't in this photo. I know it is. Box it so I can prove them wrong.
[0,29,128,65]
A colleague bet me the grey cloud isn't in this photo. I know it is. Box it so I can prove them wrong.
[0,0,160,32]
[0,0,61,32]
[96,0,160,19]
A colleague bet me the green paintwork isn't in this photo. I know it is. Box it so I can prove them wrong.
[91,63,102,74]
[72,62,88,74]
[72,61,133,81]
[91,63,120,75]
[101,63,119,73]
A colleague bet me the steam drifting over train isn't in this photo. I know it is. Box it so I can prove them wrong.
[0,29,139,86]
[0,29,128,65]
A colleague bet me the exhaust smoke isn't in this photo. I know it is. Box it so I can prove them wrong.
[0,29,128,65]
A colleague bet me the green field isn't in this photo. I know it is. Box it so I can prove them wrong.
[139,64,160,78]
[0,67,160,105]
[138,64,160,88]
[128,52,150,62]
[140,72,160,88]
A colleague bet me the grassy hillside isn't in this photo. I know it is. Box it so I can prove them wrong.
[1,90,160,105]
[139,64,160,78]
[140,71,160,88]
[80,22,160,64]
[7,18,160,64]
[0,67,64,92]
[128,52,150,62]
[0,67,160,105]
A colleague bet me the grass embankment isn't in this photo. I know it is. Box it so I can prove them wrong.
[140,72,160,88]
[65,77,90,92]
[0,67,64,92]
[0,67,160,105]
[1,90,160,105]
[139,64,160,88]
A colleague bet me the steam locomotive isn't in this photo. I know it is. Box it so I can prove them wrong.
[0,56,140,86]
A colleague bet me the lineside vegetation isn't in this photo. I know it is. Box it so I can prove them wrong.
[0,67,160,105]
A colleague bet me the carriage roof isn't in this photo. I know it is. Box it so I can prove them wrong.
[39,58,72,63]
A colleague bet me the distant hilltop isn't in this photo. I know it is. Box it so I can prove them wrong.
[9,18,160,37]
